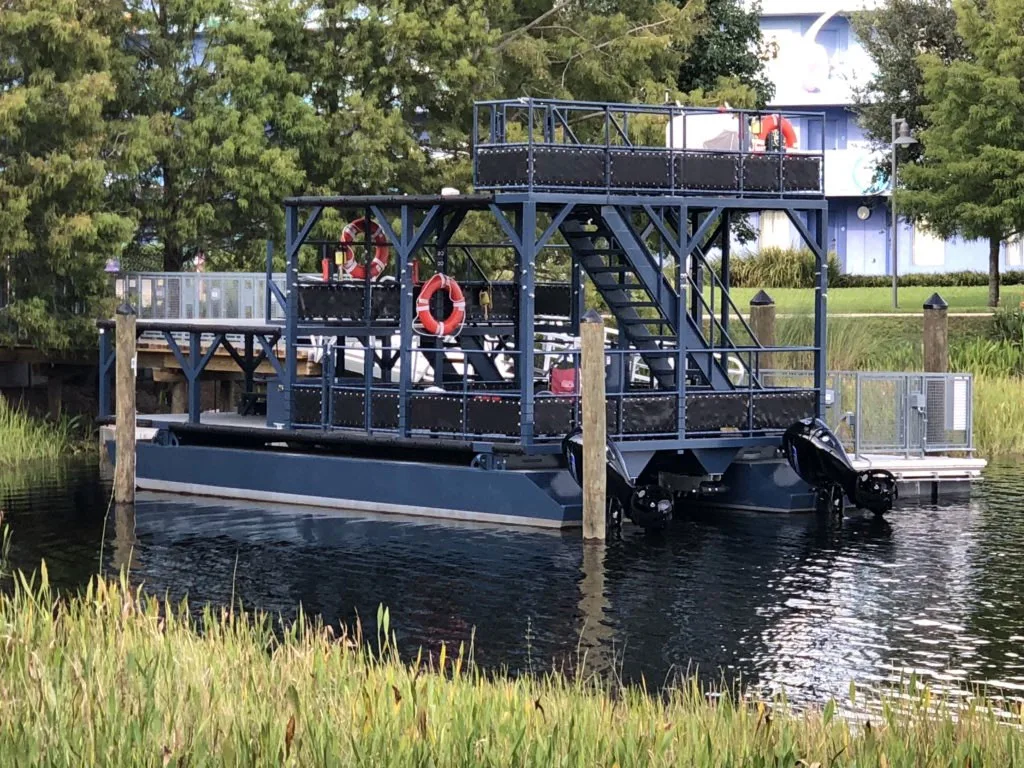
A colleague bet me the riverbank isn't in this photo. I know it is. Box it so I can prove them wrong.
[0,570,1017,766]
[0,397,89,466]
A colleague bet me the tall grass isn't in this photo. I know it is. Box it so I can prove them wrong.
[0,397,86,466]
[774,316,919,371]
[712,247,842,289]
[0,569,1021,767]
[972,376,1024,457]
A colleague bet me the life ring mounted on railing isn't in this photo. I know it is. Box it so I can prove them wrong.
[756,114,797,150]
[416,273,466,337]
[338,217,390,280]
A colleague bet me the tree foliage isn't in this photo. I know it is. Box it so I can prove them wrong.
[676,0,774,107]
[850,0,967,168]
[103,0,316,272]
[0,0,772,347]
[0,0,135,350]
[898,0,1024,307]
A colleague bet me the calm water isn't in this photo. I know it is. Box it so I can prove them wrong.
[2,459,1024,705]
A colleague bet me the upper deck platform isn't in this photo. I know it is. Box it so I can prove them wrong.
[472,98,826,199]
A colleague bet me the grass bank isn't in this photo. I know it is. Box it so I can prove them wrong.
[0,570,1021,767]
[722,285,1023,315]
[0,397,88,466]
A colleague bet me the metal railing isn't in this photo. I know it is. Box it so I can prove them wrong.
[472,97,827,197]
[766,370,974,458]
[118,272,286,323]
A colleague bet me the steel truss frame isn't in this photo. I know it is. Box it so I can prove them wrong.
[267,190,827,453]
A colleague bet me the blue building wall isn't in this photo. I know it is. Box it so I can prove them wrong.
[753,5,1013,276]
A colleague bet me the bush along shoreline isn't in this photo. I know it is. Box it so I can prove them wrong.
[0,569,1021,767]
[712,246,1024,290]
[0,397,88,466]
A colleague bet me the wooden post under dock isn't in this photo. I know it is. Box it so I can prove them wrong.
[580,309,607,541]
[114,304,137,504]
[749,289,776,376]
[923,292,949,373]
[923,292,949,447]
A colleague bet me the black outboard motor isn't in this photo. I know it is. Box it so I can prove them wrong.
[782,417,898,516]
[562,429,673,532]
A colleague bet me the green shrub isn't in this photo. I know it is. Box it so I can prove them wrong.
[834,269,1024,289]
[988,306,1024,346]
[711,247,841,289]
[711,251,1024,290]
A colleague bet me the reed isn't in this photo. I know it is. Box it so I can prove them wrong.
[0,397,87,466]
[0,569,1021,767]
[971,375,1024,457]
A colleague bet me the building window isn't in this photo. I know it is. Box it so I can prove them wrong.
[911,221,945,267]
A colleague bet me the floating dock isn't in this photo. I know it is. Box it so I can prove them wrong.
[99,98,984,530]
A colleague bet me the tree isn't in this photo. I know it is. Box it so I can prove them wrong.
[102,0,317,272]
[0,0,135,350]
[676,0,774,107]
[285,0,499,201]
[851,0,968,168]
[898,0,1024,307]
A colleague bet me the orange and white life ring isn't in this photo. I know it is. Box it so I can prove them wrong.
[416,273,466,337]
[338,217,390,280]
[757,114,797,149]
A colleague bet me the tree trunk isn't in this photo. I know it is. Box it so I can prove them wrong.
[161,160,184,272]
[989,235,1001,308]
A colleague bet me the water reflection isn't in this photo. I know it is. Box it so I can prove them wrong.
[2,459,1023,705]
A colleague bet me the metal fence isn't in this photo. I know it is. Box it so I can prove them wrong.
[119,272,286,323]
[767,370,974,457]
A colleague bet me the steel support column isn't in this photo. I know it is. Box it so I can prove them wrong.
[517,202,537,444]
[676,204,688,437]
[814,207,828,419]
[720,210,730,336]
[283,204,300,427]
[398,207,415,435]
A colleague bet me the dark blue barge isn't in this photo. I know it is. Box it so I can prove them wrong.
[100,98,966,530]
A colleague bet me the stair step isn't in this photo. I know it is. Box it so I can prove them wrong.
[619,317,668,325]
[608,301,660,309]
[629,332,677,341]
[588,266,631,274]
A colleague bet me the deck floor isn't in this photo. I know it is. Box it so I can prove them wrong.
[118,412,987,481]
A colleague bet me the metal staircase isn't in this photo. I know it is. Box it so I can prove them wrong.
[560,207,735,391]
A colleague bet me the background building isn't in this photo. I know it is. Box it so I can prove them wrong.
[747,0,1023,275]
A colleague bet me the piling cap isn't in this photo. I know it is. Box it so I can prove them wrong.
[923,292,948,310]
[582,309,604,324]
[749,289,775,307]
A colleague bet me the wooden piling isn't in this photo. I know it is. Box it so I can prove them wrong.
[114,305,137,504]
[923,292,949,372]
[581,309,606,541]
[749,290,776,375]
[170,379,187,414]
[923,292,949,447]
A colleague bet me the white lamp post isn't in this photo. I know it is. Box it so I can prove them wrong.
[890,114,917,308]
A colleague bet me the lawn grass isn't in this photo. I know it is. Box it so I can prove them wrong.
[0,568,1022,767]
[719,285,1024,315]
